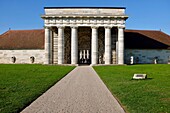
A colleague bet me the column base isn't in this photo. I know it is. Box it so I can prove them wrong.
[43,64,79,66]
[90,64,126,66]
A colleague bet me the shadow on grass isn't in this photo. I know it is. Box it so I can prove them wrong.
[130,78,153,81]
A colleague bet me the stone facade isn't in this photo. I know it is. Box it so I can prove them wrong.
[0,50,45,64]
[1,7,169,65]
[125,49,170,64]
[42,7,128,65]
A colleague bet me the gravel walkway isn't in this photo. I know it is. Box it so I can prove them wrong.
[21,66,125,113]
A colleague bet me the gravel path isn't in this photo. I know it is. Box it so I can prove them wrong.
[21,66,125,113]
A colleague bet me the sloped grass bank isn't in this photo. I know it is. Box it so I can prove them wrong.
[94,64,170,113]
[0,64,75,113]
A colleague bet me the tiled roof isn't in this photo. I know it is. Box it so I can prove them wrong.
[125,29,170,46]
[0,29,170,50]
[0,29,44,49]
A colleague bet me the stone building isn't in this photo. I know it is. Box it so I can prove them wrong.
[0,30,45,64]
[42,7,128,65]
[0,7,170,64]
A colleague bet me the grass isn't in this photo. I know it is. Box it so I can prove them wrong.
[0,64,75,113]
[94,64,170,113]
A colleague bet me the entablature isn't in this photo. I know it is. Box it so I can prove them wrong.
[42,16,127,27]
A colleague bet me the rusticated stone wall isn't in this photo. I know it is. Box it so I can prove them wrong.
[0,50,45,64]
[125,49,170,64]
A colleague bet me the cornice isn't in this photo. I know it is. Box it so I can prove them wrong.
[44,7,126,9]
[41,15,128,19]
[43,16,126,27]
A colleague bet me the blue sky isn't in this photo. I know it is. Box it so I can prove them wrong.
[0,0,170,35]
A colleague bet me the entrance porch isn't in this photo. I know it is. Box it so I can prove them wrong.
[45,26,123,65]
[42,7,128,65]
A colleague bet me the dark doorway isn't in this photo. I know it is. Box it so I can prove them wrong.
[78,49,91,64]
[78,27,91,64]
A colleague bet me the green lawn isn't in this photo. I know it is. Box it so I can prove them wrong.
[94,64,170,113]
[0,64,75,113]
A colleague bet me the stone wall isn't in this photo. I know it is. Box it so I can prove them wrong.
[0,50,45,64]
[125,49,170,64]
[45,8,125,16]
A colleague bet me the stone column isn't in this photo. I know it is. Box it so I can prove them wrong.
[44,26,51,64]
[83,50,86,59]
[71,26,78,64]
[105,26,112,64]
[118,26,124,64]
[91,26,98,64]
[80,50,83,59]
[58,26,65,64]
[53,31,58,64]
[87,50,89,59]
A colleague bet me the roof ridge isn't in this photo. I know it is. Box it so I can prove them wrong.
[8,29,44,31]
[0,30,11,36]
[125,29,161,32]
[159,30,170,37]
[0,29,44,36]
[125,29,170,37]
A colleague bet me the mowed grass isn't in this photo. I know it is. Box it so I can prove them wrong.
[94,64,170,113]
[0,64,75,113]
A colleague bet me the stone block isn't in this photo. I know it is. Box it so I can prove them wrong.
[133,74,147,80]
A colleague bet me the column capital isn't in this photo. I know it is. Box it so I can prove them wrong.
[91,26,99,29]
[57,26,65,29]
[71,26,78,29]
[118,26,125,29]
[44,26,50,29]
[104,26,112,29]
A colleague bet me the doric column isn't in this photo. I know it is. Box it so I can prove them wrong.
[87,50,89,59]
[58,26,65,64]
[80,50,83,59]
[118,26,124,64]
[53,31,58,64]
[83,50,86,59]
[105,26,112,64]
[71,26,78,64]
[91,26,98,64]
[44,26,51,64]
